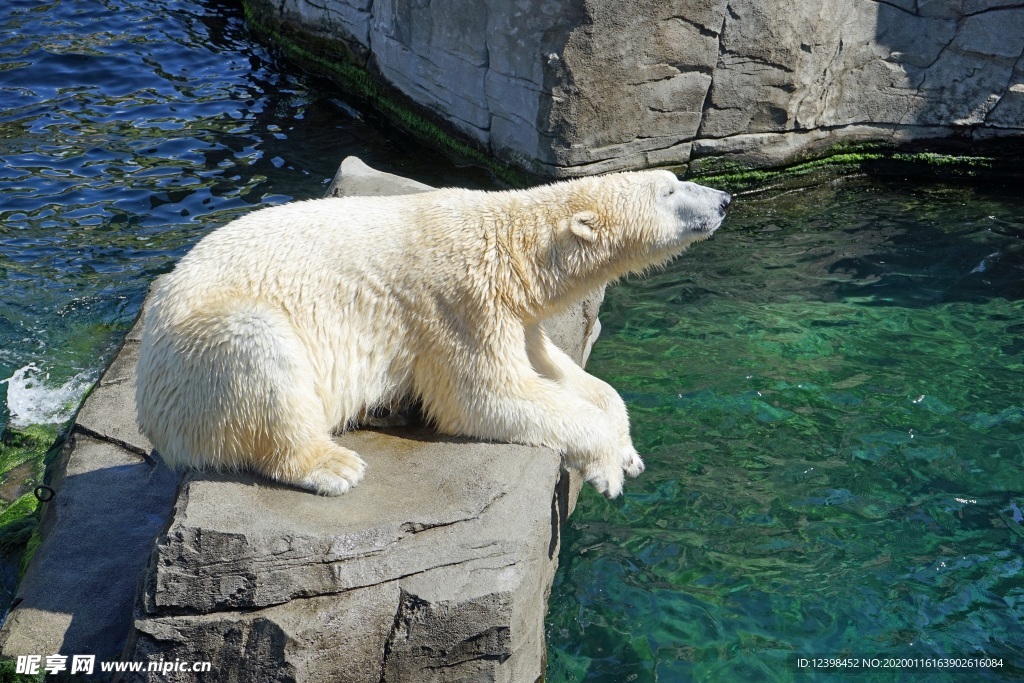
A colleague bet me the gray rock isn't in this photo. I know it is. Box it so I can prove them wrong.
[143,435,557,614]
[250,0,1024,176]
[131,584,398,683]
[0,429,179,663]
[1,158,595,682]
[126,433,577,682]
[74,329,153,457]
[325,156,432,197]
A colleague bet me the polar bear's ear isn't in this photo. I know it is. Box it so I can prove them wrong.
[569,211,599,242]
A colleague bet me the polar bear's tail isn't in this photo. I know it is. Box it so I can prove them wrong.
[135,296,365,495]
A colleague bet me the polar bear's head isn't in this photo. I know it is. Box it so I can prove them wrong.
[649,171,731,248]
[555,170,730,283]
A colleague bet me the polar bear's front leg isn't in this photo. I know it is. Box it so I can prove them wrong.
[425,353,634,498]
[525,324,644,478]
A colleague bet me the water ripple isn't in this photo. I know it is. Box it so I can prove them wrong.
[548,178,1024,682]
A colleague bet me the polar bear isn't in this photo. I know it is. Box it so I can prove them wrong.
[135,171,730,498]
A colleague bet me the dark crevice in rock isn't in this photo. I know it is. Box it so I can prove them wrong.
[721,49,797,74]
[548,465,570,559]
[641,63,714,82]
[668,61,715,76]
[864,0,920,16]
[151,548,511,618]
[396,489,509,535]
[913,31,959,99]
[798,38,844,130]
[399,519,464,534]
[963,3,1024,18]
[694,10,728,140]
[667,14,720,38]
[72,423,156,463]
[425,651,511,671]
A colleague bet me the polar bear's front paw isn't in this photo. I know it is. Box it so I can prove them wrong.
[584,462,625,499]
[622,446,645,478]
[582,445,643,498]
[295,444,367,496]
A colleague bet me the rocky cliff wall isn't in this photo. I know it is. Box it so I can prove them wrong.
[252,0,1024,177]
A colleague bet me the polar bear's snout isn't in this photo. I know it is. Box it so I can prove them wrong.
[711,190,732,229]
[703,187,731,224]
[686,182,731,216]
[700,185,730,231]
[660,181,731,239]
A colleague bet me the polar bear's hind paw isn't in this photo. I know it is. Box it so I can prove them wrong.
[291,443,367,496]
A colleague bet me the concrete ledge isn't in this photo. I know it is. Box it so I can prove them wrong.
[0,158,596,681]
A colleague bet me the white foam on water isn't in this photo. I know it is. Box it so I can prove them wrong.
[1,363,96,428]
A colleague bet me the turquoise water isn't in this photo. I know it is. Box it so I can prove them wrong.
[546,179,1024,681]
[3,0,1023,679]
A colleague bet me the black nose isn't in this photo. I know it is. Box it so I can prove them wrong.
[720,193,732,212]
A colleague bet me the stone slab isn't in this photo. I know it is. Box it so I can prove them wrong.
[75,335,152,456]
[0,433,179,661]
[144,431,559,614]
[326,156,433,198]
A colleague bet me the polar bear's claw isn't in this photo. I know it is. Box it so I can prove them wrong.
[585,463,625,499]
[622,448,645,478]
[298,471,353,496]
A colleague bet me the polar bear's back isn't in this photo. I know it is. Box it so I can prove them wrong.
[172,196,412,295]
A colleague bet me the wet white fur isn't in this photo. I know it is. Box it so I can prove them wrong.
[135,170,729,498]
